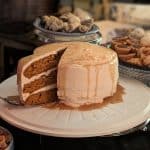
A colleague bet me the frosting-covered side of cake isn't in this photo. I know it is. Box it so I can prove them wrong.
[57,43,119,107]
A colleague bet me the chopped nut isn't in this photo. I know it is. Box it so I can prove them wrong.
[78,19,93,32]
[142,55,150,67]
[127,58,142,66]
[42,16,64,31]
[40,9,94,33]
[74,8,92,22]
[129,27,145,39]
[60,13,81,32]
[119,53,136,61]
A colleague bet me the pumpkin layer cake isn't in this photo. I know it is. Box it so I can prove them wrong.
[17,42,119,106]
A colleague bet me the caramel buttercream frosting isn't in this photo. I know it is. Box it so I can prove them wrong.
[57,42,119,107]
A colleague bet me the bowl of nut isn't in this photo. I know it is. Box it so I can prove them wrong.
[0,126,14,150]
[33,8,102,44]
[110,27,150,86]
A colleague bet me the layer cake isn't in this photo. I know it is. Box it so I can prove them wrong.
[17,42,118,107]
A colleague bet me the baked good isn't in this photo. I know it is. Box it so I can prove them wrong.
[0,127,12,149]
[17,42,118,107]
[42,16,64,31]
[57,43,118,107]
[40,8,94,33]
[111,35,150,68]
[129,27,145,39]
[17,43,68,105]
[60,12,81,32]
[141,33,150,46]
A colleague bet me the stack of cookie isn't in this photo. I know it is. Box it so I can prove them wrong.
[111,28,150,68]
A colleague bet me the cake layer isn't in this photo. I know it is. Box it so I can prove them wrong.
[23,69,57,93]
[21,83,56,101]
[22,68,57,85]
[25,88,57,105]
[23,47,66,79]
[24,57,58,79]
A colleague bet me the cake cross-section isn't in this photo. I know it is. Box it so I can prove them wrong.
[17,43,67,105]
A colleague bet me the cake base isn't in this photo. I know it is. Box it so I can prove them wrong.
[8,84,124,108]
[43,84,125,111]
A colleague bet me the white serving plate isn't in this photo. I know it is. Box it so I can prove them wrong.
[0,75,149,137]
